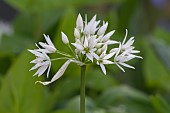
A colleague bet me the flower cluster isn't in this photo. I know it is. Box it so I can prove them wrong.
[28,14,142,85]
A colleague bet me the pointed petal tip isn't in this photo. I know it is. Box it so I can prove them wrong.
[35,81,51,85]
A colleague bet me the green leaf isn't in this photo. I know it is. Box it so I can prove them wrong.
[151,94,170,113]
[0,35,33,55]
[0,50,51,113]
[153,27,170,44]
[98,85,155,113]
[143,40,170,91]
[151,38,170,72]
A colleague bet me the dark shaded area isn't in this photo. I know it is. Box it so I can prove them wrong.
[0,0,17,21]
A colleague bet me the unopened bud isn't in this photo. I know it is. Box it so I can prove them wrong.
[61,32,69,44]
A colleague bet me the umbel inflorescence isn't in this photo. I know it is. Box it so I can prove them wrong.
[28,14,142,85]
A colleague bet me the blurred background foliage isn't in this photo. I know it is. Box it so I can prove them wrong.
[0,0,170,113]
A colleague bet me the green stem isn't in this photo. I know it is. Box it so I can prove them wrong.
[80,65,86,113]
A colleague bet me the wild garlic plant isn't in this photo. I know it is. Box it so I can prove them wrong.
[28,14,142,113]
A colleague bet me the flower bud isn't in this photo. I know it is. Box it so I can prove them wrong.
[95,43,103,48]
[96,48,102,55]
[101,45,107,53]
[74,28,80,39]
[76,14,84,31]
[61,32,69,44]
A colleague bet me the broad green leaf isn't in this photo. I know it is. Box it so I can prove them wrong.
[98,85,155,113]
[13,11,61,40]
[0,35,33,55]
[153,27,170,44]
[143,40,170,91]
[118,0,139,31]
[151,38,170,72]
[0,50,51,113]
[151,94,170,113]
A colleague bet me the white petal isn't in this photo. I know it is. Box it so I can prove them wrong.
[46,62,51,78]
[128,54,143,59]
[115,42,122,57]
[115,63,125,72]
[123,37,134,49]
[43,34,55,47]
[39,42,47,48]
[110,48,118,53]
[97,22,108,36]
[71,43,84,51]
[30,58,42,63]
[91,52,99,60]
[122,29,128,45]
[102,30,115,42]
[86,53,93,62]
[36,60,71,85]
[105,40,119,45]
[35,81,52,85]
[36,48,50,53]
[46,46,57,53]
[28,50,42,57]
[119,62,135,69]
[29,63,42,71]
[101,45,107,53]
[76,14,84,31]
[74,28,80,39]
[37,65,49,77]
[39,42,56,53]
[131,50,140,53]
[103,60,114,64]
[33,64,48,77]
[90,20,100,34]
[103,52,115,60]
[88,36,96,48]
[61,32,69,44]
[88,15,96,26]
[95,43,103,48]
[84,36,88,47]
[100,63,106,75]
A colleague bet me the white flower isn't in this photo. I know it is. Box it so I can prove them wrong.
[61,32,69,44]
[96,51,115,75]
[112,30,143,72]
[83,15,100,35]
[38,34,57,53]
[28,14,142,86]
[72,35,98,62]
[28,50,51,77]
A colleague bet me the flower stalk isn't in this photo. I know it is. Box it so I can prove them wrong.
[80,65,86,113]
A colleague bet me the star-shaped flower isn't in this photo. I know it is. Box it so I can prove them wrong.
[28,50,51,77]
